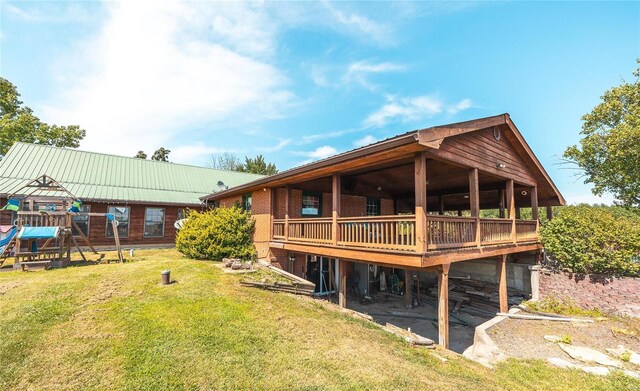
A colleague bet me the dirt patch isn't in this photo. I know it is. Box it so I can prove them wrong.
[0,280,24,295]
[489,317,640,369]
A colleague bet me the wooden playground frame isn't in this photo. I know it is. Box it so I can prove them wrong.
[1,175,124,270]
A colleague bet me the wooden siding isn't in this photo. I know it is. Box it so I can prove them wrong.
[431,127,537,186]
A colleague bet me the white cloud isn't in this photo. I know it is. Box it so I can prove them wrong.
[41,1,293,158]
[447,98,473,114]
[170,144,231,165]
[259,138,292,153]
[364,95,473,127]
[354,135,378,147]
[564,192,615,205]
[293,145,338,165]
[306,145,338,159]
[321,1,393,45]
[342,60,406,91]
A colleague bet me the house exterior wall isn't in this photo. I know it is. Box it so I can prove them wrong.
[0,197,197,247]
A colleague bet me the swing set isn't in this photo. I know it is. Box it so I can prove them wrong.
[0,175,124,270]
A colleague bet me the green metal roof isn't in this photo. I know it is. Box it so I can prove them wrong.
[0,143,263,206]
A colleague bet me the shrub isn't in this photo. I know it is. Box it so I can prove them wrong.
[176,206,257,261]
[540,205,640,276]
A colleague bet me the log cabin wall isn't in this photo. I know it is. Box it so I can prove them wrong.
[431,127,536,186]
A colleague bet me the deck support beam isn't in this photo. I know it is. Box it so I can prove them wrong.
[531,186,539,232]
[499,254,508,313]
[414,152,428,254]
[438,263,450,348]
[546,205,553,221]
[405,270,413,308]
[506,179,516,243]
[332,174,341,246]
[339,259,347,308]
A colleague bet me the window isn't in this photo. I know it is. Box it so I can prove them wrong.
[72,205,91,237]
[177,208,188,220]
[366,198,381,216]
[106,206,130,238]
[301,192,321,217]
[242,194,252,212]
[144,207,165,237]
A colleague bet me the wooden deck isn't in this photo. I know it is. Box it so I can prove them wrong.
[271,215,539,268]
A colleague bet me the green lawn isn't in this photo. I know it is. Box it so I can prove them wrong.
[0,249,638,390]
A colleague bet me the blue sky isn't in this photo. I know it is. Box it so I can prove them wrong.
[1,1,638,204]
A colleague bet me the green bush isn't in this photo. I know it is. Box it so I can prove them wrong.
[176,206,257,261]
[540,205,640,276]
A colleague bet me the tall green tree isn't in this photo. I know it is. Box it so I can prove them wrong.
[0,78,86,157]
[151,147,170,162]
[240,154,278,175]
[564,60,640,207]
[134,150,147,159]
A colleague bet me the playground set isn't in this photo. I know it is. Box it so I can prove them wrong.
[0,175,124,270]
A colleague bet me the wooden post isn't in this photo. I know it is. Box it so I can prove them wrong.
[515,208,521,220]
[284,186,291,241]
[546,205,553,221]
[499,254,508,313]
[339,259,347,308]
[270,188,277,240]
[405,269,412,308]
[506,179,516,243]
[438,263,450,348]
[531,186,539,234]
[414,152,427,254]
[438,195,444,215]
[111,220,124,263]
[498,188,505,218]
[469,168,480,247]
[332,174,341,246]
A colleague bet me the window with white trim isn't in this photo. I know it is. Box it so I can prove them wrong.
[106,206,130,238]
[144,207,165,238]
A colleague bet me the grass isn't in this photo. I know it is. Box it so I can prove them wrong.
[524,296,607,318]
[0,249,638,390]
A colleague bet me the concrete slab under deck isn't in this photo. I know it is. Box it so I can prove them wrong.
[332,291,495,353]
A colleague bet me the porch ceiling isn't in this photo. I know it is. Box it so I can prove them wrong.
[290,158,537,211]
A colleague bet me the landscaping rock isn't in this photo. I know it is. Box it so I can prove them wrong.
[606,345,640,366]
[559,343,623,368]
[547,358,611,376]
[544,335,562,343]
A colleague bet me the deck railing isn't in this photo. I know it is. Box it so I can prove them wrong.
[272,215,539,252]
[480,218,513,244]
[16,211,68,228]
[515,219,538,242]
[337,215,416,251]
[427,215,476,250]
[288,218,333,244]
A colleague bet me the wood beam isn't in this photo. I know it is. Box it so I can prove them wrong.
[499,254,508,313]
[414,152,428,254]
[438,195,444,215]
[332,174,341,246]
[339,259,347,308]
[498,188,505,218]
[546,205,553,221]
[506,179,516,243]
[438,263,450,348]
[531,186,539,221]
[405,270,413,308]
[284,186,291,241]
[270,187,277,240]
[469,168,480,247]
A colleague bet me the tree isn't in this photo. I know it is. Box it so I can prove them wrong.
[240,154,278,175]
[151,147,170,162]
[134,151,147,159]
[0,78,86,157]
[207,152,278,175]
[540,205,640,276]
[208,152,243,171]
[564,60,640,207]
